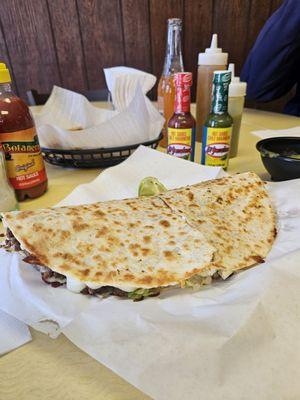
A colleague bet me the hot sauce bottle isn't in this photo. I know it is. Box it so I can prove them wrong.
[0,63,47,201]
[167,72,195,161]
[201,70,233,170]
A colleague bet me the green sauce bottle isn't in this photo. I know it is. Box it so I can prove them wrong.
[201,70,233,170]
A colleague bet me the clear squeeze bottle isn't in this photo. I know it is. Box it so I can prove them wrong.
[228,63,247,158]
[201,70,233,170]
[196,34,228,142]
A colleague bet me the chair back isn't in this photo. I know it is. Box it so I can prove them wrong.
[26,88,110,105]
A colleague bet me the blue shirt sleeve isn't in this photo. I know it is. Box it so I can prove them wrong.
[241,0,300,102]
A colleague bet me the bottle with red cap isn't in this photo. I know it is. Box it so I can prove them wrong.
[167,72,195,161]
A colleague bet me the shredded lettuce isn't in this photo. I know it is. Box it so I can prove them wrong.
[185,269,234,289]
[184,275,213,289]
[128,288,160,301]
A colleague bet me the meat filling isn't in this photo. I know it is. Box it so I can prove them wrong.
[2,228,140,299]
[41,270,67,287]
[23,254,46,267]
[2,228,22,251]
[81,285,129,298]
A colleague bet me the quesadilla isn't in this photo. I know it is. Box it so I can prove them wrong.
[1,172,276,301]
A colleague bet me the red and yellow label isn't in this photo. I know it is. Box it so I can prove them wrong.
[167,127,194,160]
[0,127,47,190]
[201,127,232,169]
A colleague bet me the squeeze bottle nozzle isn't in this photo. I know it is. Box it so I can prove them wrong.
[228,63,247,96]
[198,33,228,65]
[206,34,221,54]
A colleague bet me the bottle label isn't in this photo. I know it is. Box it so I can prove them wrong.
[0,127,47,190]
[212,72,231,114]
[167,127,194,160]
[174,87,191,113]
[201,127,232,168]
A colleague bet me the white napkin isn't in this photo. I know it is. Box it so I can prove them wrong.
[0,246,31,356]
[33,77,163,150]
[1,147,300,399]
[104,66,156,111]
[0,292,31,356]
[252,126,300,140]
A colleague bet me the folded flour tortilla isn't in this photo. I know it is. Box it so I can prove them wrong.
[160,172,276,279]
[1,172,276,300]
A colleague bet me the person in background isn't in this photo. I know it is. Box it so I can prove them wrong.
[241,0,300,116]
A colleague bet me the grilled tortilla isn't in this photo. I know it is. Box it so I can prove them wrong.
[1,196,215,298]
[160,172,276,279]
[1,172,276,300]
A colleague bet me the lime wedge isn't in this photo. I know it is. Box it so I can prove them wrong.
[138,177,167,197]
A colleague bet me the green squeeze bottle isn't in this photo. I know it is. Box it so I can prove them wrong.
[201,70,233,170]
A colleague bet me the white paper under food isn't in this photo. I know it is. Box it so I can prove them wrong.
[0,250,91,338]
[58,146,225,206]
[0,309,31,356]
[0,147,300,398]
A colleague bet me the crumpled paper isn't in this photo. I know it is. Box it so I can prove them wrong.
[104,66,156,111]
[0,146,300,399]
[0,308,31,356]
[33,69,163,150]
[252,125,300,140]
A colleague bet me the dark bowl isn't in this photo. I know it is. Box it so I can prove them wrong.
[256,136,300,181]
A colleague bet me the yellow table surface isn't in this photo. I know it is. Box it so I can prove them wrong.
[0,106,299,400]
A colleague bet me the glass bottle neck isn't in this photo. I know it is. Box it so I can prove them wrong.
[163,22,184,75]
[211,82,229,114]
[0,82,12,95]
[174,86,191,113]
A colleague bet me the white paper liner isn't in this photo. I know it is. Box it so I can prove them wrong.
[0,147,300,398]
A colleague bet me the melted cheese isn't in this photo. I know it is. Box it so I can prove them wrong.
[66,276,86,293]
[66,276,138,294]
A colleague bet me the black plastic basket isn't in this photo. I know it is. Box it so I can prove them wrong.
[41,133,163,169]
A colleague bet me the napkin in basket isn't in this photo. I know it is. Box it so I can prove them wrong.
[33,69,163,150]
[104,66,156,111]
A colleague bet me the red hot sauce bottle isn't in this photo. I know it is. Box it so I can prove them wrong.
[0,63,47,201]
[167,72,196,161]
